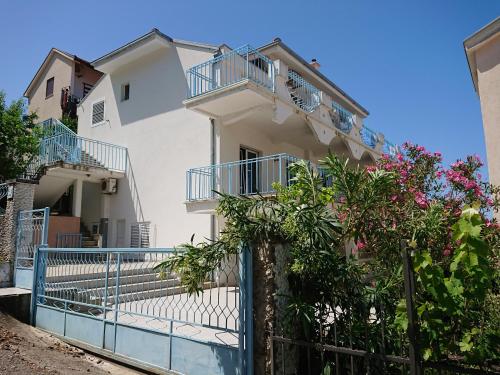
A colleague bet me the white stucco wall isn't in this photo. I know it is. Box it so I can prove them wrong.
[77,44,215,248]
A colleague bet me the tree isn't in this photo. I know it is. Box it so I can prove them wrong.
[0,91,40,181]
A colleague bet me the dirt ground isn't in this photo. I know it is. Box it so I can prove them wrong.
[0,311,147,375]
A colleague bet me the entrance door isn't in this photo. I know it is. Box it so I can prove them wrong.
[240,147,260,195]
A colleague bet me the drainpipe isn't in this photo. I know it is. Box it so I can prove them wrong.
[210,118,216,242]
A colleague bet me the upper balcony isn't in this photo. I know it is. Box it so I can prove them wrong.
[183,45,398,161]
[184,45,276,117]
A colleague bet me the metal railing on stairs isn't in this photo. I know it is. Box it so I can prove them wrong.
[186,45,275,98]
[39,133,127,172]
[23,119,128,177]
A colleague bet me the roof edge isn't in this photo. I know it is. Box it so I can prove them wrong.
[464,16,500,50]
[24,48,76,98]
[92,28,174,66]
[258,38,369,116]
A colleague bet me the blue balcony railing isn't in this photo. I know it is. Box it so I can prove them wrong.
[360,125,380,149]
[186,45,275,98]
[187,154,297,201]
[383,140,399,157]
[186,154,335,202]
[286,70,321,112]
[331,102,354,134]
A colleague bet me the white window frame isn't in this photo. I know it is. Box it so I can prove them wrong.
[91,98,106,127]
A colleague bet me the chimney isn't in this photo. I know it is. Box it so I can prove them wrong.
[310,58,321,70]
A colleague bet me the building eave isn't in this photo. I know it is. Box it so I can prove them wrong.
[258,38,370,116]
[24,48,75,98]
[463,17,500,93]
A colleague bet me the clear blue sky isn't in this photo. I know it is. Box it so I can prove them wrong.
[1,0,499,173]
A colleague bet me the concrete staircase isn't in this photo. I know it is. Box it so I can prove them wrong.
[80,223,100,248]
[44,264,215,307]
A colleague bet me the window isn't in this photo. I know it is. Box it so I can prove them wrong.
[121,83,130,101]
[82,82,93,97]
[92,100,105,126]
[45,77,54,98]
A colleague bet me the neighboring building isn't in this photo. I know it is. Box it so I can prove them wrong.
[464,17,500,210]
[24,48,103,122]
[24,29,398,249]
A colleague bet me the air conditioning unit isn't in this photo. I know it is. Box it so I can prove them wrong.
[101,178,117,194]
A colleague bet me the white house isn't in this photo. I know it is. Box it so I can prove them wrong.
[28,29,397,249]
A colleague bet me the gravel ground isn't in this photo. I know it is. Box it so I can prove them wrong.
[0,311,146,375]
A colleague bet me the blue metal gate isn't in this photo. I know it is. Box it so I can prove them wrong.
[15,207,49,289]
[32,246,253,374]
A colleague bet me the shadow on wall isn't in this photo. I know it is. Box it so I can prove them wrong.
[124,155,146,223]
[111,48,188,127]
[329,137,352,160]
[211,344,240,375]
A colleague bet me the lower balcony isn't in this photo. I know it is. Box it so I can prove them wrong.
[185,154,331,213]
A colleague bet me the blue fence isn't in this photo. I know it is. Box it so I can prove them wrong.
[32,246,252,375]
[286,70,321,112]
[186,45,275,98]
[15,208,49,289]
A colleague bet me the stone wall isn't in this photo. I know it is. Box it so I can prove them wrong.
[0,182,35,287]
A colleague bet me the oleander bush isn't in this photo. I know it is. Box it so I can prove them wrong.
[158,142,500,369]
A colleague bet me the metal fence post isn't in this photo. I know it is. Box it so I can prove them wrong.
[30,244,47,326]
[238,245,246,375]
[245,244,254,375]
[113,252,121,353]
[41,207,50,246]
[401,240,422,375]
[101,252,110,349]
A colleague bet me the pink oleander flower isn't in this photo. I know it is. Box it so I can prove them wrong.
[414,191,428,209]
[443,247,452,257]
[356,241,366,250]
